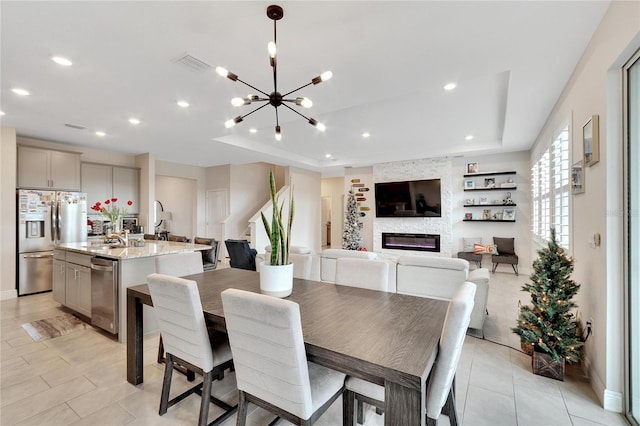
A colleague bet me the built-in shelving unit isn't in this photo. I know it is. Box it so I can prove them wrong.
[462,170,517,223]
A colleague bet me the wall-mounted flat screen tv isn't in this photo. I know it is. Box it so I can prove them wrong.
[375,179,442,218]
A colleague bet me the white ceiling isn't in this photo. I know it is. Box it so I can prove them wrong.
[0,1,610,176]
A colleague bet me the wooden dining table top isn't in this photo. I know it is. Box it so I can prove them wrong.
[128,267,449,391]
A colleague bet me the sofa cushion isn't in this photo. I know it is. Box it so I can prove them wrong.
[397,255,468,271]
[462,237,482,252]
[321,249,377,260]
[493,237,515,255]
[264,245,312,255]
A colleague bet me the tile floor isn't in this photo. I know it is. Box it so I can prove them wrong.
[0,268,630,425]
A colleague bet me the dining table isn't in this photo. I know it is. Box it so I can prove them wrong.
[126,267,449,426]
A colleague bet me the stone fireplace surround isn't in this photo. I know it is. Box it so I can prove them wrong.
[373,158,453,257]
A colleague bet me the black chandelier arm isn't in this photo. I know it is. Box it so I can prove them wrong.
[239,101,270,120]
[236,78,270,97]
[281,103,312,121]
[275,106,280,127]
[272,19,278,93]
[281,81,314,98]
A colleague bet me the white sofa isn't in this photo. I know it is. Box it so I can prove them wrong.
[319,249,398,293]
[396,255,490,331]
[256,246,313,280]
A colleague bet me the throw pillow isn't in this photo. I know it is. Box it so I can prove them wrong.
[463,237,482,252]
[493,237,515,255]
[474,243,498,254]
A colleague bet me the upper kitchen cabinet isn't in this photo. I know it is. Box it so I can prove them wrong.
[82,163,140,214]
[17,146,81,190]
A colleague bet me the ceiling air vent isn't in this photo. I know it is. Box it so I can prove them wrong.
[172,53,213,73]
[64,123,86,130]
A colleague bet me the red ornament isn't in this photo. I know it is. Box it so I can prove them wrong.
[127,200,133,206]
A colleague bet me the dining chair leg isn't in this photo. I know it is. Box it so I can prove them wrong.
[343,389,355,426]
[159,354,174,415]
[237,390,249,426]
[157,335,164,364]
[356,399,365,424]
[444,386,459,426]
[198,370,213,426]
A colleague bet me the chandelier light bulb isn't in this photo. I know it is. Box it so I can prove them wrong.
[216,66,229,77]
[316,122,326,132]
[225,116,243,128]
[275,125,282,141]
[321,71,333,81]
[295,97,313,108]
[268,41,277,58]
[231,97,245,107]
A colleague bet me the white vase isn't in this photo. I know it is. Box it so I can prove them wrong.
[259,261,294,298]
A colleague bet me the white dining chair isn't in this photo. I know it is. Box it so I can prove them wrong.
[146,273,236,426]
[343,281,477,426]
[221,288,346,426]
[154,252,205,373]
[334,258,389,292]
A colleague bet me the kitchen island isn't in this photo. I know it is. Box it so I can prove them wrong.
[54,240,211,342]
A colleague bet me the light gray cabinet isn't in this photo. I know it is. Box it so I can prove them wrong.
[82,163,139,214]
[52,250,66,304]
[18,146,81,190]
[63,253,92,318]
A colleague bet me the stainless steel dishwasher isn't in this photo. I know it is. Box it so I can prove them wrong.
[90,257,119,334]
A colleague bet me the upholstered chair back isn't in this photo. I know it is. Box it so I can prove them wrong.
[221,289,314,420]
[396,256,469,298]
[155,252,203,277]
[146,273,215,372]
[334,258,389,292]
[426,281,476,419]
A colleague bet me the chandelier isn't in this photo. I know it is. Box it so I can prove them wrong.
[216,4,332,141]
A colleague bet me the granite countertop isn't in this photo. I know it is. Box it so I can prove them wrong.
[55,240,211,260]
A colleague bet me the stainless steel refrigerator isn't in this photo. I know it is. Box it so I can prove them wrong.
[17,190,87,296]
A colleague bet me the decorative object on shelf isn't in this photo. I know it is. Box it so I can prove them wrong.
[512,228,584,381]
[464,213,473,220]
[466,162,479,174]
[583,115,600,166]
[465,198,475,205]
[571,161,585,194]
[90,198,133,234]
[493,211,503,220]
[479,197,488,205]
[503,192,515,205]
[482,209,491,220]
[260,170,295,297]
[484,178,496,188]
[502,208,516,221]
[464,179,475,190]
[343,190,363,250]
[216,5,331,140]
[122,217,138,233]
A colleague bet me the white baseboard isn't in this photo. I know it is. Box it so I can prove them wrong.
[0,289,18,300]
[587,357,624,413]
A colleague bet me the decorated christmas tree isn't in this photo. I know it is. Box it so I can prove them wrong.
[342,190,362,250]
[512,228,583,363]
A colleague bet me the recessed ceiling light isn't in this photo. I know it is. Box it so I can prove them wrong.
[11,88,30,96]
[325,153,331,158]
[444,82,457,91]
[249,128,257,134]
[128,118,141,125]
[362,132,370,138]
[95,131,106,137]
[0,111,5,116]
[51,56,72,66]
[177,100,189,108]
[465,135,474,141]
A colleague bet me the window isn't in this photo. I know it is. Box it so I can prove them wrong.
[531,126,570,250]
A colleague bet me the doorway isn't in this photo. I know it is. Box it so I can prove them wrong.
[206,189,229,256]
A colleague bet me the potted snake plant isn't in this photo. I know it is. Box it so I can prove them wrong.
[259,170,295,297]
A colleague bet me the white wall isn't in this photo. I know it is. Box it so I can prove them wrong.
[156,161,207,238]
[528,1,640,411]
[228,163,273,241]
[155,175,197,238]
[0,127,17,299]
[289,167,322,253]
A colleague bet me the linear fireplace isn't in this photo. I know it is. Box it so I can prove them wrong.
[381,232,440,252]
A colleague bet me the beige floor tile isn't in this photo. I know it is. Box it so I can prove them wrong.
[1,376,96,425]
[2,356,69,389]
[13,403,80,426]
[67,380,140,418]
[463,384,517,426]
[70,402,136,426]
[0,375,50,407]
[514,382,572,426]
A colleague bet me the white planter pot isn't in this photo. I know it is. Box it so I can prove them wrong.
[259,261,294,298]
